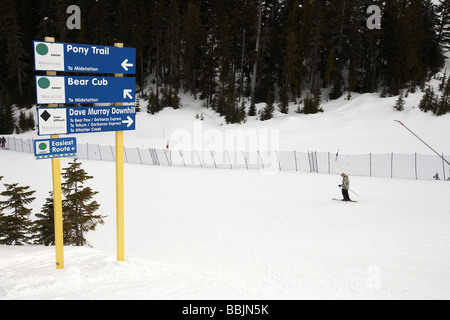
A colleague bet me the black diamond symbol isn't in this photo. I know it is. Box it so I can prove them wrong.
[41,110,51,122]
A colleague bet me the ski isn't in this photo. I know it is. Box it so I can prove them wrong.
[332,198,358,203]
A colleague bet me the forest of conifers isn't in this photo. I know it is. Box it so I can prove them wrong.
[0,0,449,132]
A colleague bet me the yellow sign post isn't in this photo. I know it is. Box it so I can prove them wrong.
[36,39,131,267]
[115,43,125,262]
[45,37,65,269]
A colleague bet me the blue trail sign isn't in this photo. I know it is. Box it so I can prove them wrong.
[33,41,136,74]
[37,106,136,136]
[35,75,135,104]
[34,137,77,159]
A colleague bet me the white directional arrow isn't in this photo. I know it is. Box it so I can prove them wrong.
[123,89,133,100]
[122,116,134,128]
[121,59,134,71]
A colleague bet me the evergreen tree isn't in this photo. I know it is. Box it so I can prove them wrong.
[182,1,206,97]
[18,110,28,133]
[0,0,30,103]
[0,103,15,134]
[61,159,104,246]
[394,91,406,111]
[381,0,406,95]
[439,72,447,91]
[278,86,289,114]
[419,85,438,113]
[282,0,305,99]
[248,99,256,117]
[33,192,56,246]
[260,90,275,121]
[436,77,450,115]
[437,0,450,51]
[0,183,36,245]
[225,100,247,124]
[302,93,323,114]
[0,0,448,119]
[147,89,161,115]
[165,0,182,92]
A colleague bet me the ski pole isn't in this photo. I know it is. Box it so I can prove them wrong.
[340,185,360,197]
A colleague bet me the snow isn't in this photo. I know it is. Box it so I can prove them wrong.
[1,85,450,300]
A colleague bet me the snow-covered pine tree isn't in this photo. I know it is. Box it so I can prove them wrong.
[437,77,450,115]
[394,91,406,111]
[0,182,36,245]
[437,0,450,51]
[248,99,256,117]
[302,93,323,114]
[33,192,56,246]
[260,91,274,121]
[61,159,104,246]
[419,85,438,113]
[278,87,289,114]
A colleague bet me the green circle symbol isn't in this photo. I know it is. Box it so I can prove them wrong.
[38,143,48,151]
[36,43,49,56]
[38,77,50,89]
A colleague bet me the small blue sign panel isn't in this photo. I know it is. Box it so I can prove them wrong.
[35,75,135,105]
[33,41,136,74]
[34,137,77,159]
[37,106,136,136]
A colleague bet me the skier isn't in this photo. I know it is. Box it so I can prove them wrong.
[0,136,5,149]
[338,172,352,202]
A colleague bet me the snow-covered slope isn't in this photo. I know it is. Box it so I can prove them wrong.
[2,74,450,299]
[1,151,450,300]
[9,87,450,155]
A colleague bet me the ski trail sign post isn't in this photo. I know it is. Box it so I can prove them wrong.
[35,75,135,104]
[34,39,136,269]
[34,137,77,159]
[33,41,136,74]
[37,106,136,135]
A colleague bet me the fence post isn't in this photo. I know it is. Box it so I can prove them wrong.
[179,150,186,167]
[226,150,233,169]
[242,151,249,170]
[443,153,446,181]
[98,144,102,161]
[276,151,281,171]
[148,148,155,165]
[294,151,298,172]
[257,151,264,170]
[391,152,393,178]
[123,147,128,163]
[307,151,311,172]
[415,152,417,180]
[137,148,142,164]
[210,151,217,169]
[163,149,171,166]
[370,153,372,177]
[86,143,89,160]
[315,151,318,173]
[195,150,203,168]
[328,152,330,174]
